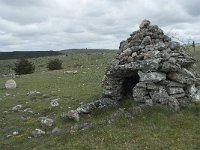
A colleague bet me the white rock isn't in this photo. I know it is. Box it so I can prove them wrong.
[5,79,16,89]
[38,117,54,127]
[50,99,60,107]
[27,90,41,96]
[13,131,19,136]
[52,127,61,135]
[12,105,22,112]
[138,71,166,82]
[61,110,79,121]
[64,70,78,74]
[32,129,45,137]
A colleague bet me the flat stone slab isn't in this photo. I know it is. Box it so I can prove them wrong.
[138,71,166,82]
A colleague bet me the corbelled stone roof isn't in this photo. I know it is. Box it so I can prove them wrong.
[101,19,200,111]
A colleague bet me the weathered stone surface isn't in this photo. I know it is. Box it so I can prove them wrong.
[168,98,180,111]
[132,87,148,102]
[139,19,151,29]
[161,62,181,72]
[166,81,184,88]
[27,90,41,96]
[171,93,185,98]
[167,72,196,84]
[61,110,80,121]
[50,99,59,107]
[38,117,54,127]
[5,79,16,89]
[146,83,157,90]
[52,127,62,135]
[150,86,169,105]
[167,87,184,95]
[187,84,200,101]
[32,129,45,137]
[73,19,200,114]
[138,71,166,82]
[138,58,161,72]
[12,105,22,112]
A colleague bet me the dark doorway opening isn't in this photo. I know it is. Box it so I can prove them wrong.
[122,72,139,97]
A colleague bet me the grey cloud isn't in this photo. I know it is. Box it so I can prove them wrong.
[0,0,43,7]
[0,0,200,52]
[179,0,200,16]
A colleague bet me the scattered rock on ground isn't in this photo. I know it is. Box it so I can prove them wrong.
[32,129,45,137]
[12,105,22,112]
[52,127,62,135]
[27,90,41,96]
[5,79,16,89]
[12,131,19,136]
[38,117,54,127]
[50,98,60,107]
[61,110,79,121]
[76,97,118,114]
[64,70,78,74]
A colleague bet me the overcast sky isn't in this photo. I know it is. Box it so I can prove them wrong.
[0,0,200,52]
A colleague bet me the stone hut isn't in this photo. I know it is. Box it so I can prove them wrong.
[101,19,200,111]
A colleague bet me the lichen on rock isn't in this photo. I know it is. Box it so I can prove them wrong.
[101,19,200,111]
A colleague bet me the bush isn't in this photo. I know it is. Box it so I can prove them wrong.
[47,59,63,70]
[14,58,35,75]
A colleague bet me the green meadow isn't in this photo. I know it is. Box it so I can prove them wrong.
[0,49,200,150]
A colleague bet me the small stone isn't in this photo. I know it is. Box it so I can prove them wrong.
[122,48,132,56]
[64,70,78,74]
[27,90,41,96]
[52,127,61,135]
[127,56,134,63]
[131,52,137,57]
[32,129,45,137]
[76,103,96,113]
[61,110,79,121]
[5,93,11,96]
[13,131,19,136]
[69,124,79,135]
[141,36,151,45]
[139,19,151,29]
[12,105,22,112]
[79,123,93,132]
[50,99,59,107]
[38,117,54,127]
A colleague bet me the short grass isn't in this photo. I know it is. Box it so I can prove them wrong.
[0,50,200,150]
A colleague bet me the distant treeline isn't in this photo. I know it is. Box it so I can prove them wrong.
[0,51,63,60]
[61,49,118,53]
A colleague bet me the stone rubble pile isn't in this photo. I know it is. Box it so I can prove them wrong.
[102,19,200,111]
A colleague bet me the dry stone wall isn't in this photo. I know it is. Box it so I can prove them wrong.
[102,19,200,111]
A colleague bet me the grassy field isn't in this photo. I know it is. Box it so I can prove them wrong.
[0,50,200,150]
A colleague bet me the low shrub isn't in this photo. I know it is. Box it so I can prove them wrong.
[47,59,63,70]
[14,58,35,75]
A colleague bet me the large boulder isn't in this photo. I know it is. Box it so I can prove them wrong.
[5,79,16,89]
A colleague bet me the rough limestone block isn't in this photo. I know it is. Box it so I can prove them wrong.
[138,71,166,82]
[167,87,184,95]
[149,86,169,105]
